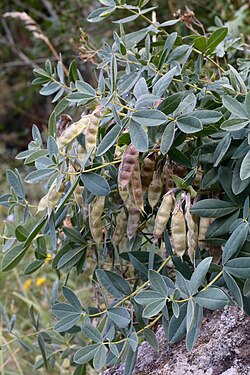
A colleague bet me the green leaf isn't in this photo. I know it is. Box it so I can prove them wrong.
[23,216,47,249]
[190,257,212,295]
[245,92,250,118]
[186,304,203,351]
[6,170,25,199]
[191,199,238,218]
[152,66,177,97]
[57,247,85,270]
[54,313,81,332]
[80,173,110,196]
[224,257,250,279]
[131,110,167,127]
[25,169,55,184]
[160,122,175,155]
[240,150,250,180]
[223,270,243,308]
[96,124,121,156]
[1,245,27,272]
[24,260,45,275]
[129,119,149,152]
[51,302,80,318]
[62,227,85,245]
[134,290,166,305]
[128,332,138,352]
[62,286,82,312]
[222,96,248,118]
[15,225,29,242]
[96,269,131,298]
[74,343,100,364]
[243,279,250,298]
[168,303,187,343]
[82,322,102,342]
[148,270,168,296]
[144,328,159,351]
[221,118,249,131]
[142,299,166,318]
[38,334,47,369]
[40,82,60,96]
[222,222,249,264]
[206,210,240,238]
[232,158,250,195]
[176,116,203,134]
[206,27,228,53]
[93,344,107,372]
[158,92,184,115]
[193,36,207,51]
[124,347,138,375]
[189,110,222,125]
[213,133,231,167]
[194,287,229,309]
[108,307,130,328]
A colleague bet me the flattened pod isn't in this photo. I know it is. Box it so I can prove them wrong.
[58,116,90,148]
[127,206,140,240]
[148,172,163,209]
[141,153,156,192]
[198,217,214,249]
[153,192,174,240]
[119,144,139,189]
[131,159,144,212]
[89,196,105,244]
[112,208,128,245]
[171,201,186,259]
[185,194,198,263]
[85,113,100,153]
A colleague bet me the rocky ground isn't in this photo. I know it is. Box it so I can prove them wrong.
[102,306,250,375]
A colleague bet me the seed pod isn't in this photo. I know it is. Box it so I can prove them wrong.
[131,159,144,212]
[76,144,86,165]
[198,217,214,249]
[153,192,174,240]
[37,181,64,213]
[164,159,174,191]
[148,171,163,209]
[127,206,140,240]
[171,200,186,259]
[185,194,198,263]
[58,116,90,148]
[141,153,156,192]
[85,113,100,153]
[119,145,139,189]
[209,245,222,264]
[56,114,72,135]
[118,173,129,205]
[74,184,84,207]
[193,167,202,188]
[89,196,105,244]
[112,208,128,245]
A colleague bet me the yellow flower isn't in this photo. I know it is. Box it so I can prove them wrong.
[24,279,32,290]
[36,277,46,286]
[45,253,52,262]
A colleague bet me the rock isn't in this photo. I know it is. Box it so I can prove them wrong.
[102,306,250,375]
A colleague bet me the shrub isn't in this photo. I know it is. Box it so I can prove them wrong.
[1,1,250,373]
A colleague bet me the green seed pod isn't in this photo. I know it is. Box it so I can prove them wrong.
[153,192,174,240]
[131,159,144,212]
[119,144,139,189]
[58,116,90,148]
[198,217,214,249]
[112,207,128,245]
[171,200,186,259]
[127,206,140,240]
[185,194,198,263]
[85,113,100,153]
[148,171,163,209]
[89,196,105,244]
[141,153,156,192]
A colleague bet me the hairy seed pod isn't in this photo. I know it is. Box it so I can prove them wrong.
[193,167,203,188]
[118,173,129,205]
[76,144,86,165]
[131,159,144,212]
[85,113,100,153]
[185,194,198,263]
[148,171,163,209]
[198,217,214,249]
[112,208,128,245]
[37,181,64,214]
[153,192,174,240]
[74,184,84,207]
[171,201,187,259]
[58,116,90,148]
[127,206,140,240]
[89,196,105,244]
[141,153,156,192]
[119,144,139,189]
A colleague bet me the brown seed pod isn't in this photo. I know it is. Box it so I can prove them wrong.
[164,159,174,191]
[153,192,174,240]
[141,153,156,192]
[173,164,188,178]
[148,170,163,209]
[112,208,128,245]
[119,144,139,190]
[209,245,222,264]
[193,167,203,187]
[185,194,198,263]
[127,206,140,240]
[85,113,100,153]
[58,116,90,148]
[89,196,105,244]
[74,184,84,207]
[118,173,129,206]
[171,200,187,259]
[131,159,144,212]
[56,114,72,136]
[198,217,214,249]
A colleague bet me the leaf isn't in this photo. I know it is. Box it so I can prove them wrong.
[129,119,149,152]
[144,328,159,351]
[142,299,166,318]
[124,347,138,375]
[15,225,29,242]
[81,172,110,196]
[82,322,102,342]
[38,334,47,369]
[224,257,250,279]
[93,344,107,372]
[6,170,25,199]
[222,96,248,118]
[206,210,240,238]
[76,80,96,96]
[152,67,177,97]
[206,27,228,53]
[74,343,100,364]
[213,133,231,167]
[160,122,175,155]
[232,158,250,195]
[134,290,165,305]
[168,303,187,343]
[191,199,238,218]
[223,270,243,308]
[108,307,130,328]
[51,302,80,318]
[176,116,203,134]
[1,245,27,272]
[186,304,203,351]
[23,216,47,249]
[54,313,81,332]
[63,227,85,245]
[25,169,55,184]
[240,150,250,180]
[131,110,167,127]
[62,286,82,312]
[194,287,229,309]
[190,257,212,295]
[96,269,131,298]
[189,110,222,125]
[40,82,60,96]
[24,260,45,275]
[222,222,249,264]
[96,124,121,156]
[221,118,249,131]
[149,270,168,296]
[158,93,183,115]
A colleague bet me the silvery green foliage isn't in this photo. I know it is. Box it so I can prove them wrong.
[0,1,250,373]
